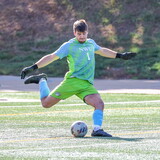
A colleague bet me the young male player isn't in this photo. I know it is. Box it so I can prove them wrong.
[21,19,136,137]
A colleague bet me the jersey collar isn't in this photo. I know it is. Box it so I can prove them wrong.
[74,38,87,44]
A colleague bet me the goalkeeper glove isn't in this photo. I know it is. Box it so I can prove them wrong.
[116,52,136,60]
[21,64,38,79]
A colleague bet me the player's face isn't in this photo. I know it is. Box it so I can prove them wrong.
[74,31,88,43]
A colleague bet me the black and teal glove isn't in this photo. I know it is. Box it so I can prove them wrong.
[21,64,38,79]
[116,52,136,60]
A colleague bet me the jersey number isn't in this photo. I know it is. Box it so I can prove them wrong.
[86,52,90,60]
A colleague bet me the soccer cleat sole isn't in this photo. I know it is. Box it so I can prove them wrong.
[24,73,47,84]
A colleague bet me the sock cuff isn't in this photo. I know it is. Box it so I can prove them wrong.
[40,78,47,83]
[93,125,101,132]
[94,109,103,114]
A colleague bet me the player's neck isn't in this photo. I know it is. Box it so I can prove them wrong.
[74,37,87,44]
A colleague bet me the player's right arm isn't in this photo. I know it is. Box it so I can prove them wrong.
[21,42,69,79]
[20,53,59,79]
[35,53,59,68]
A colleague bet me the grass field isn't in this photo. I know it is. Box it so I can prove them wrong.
[0,92,160,160]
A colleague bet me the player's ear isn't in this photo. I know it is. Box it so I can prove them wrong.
[73,31,76,36]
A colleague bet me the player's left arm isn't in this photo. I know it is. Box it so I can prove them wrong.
[95,47,137,60]
[95,47,117,58]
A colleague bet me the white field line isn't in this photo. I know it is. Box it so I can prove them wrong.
[105,100,160,105]
[0,100,160,108]
[0,98,39,102]
[99,89,160,94]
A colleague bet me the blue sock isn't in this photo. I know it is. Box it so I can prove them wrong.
[92,109,103,129]
[39,79,50,99]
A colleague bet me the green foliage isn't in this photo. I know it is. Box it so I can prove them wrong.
[0,0,160,79]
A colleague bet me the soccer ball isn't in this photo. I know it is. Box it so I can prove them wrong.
[71,121,88,137]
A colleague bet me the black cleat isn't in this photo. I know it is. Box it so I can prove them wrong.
[24,73,47,84]
[91,129,112,137]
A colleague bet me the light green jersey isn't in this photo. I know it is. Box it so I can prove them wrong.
[54,38,101,84]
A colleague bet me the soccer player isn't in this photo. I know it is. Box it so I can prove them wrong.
[21,19,136,137]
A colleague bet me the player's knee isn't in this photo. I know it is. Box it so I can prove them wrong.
[85,94,104,110]
[41,101,52,108]
[94,100,104,110]
[41,96,61,108]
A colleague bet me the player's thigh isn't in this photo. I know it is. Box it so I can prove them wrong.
[50,78,78,100]
[84,94,104,110]
[76,82,98,101]
[41,96,61,108]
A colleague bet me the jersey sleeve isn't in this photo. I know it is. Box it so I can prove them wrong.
[90,39,101,51]
[54,42,69,59]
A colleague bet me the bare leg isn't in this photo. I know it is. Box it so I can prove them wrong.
[84,93,112,137]
[41,96,61,108]
[84,94,104,110]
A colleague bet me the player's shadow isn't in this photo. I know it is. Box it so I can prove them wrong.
[84,136,143,142]
[49,135,143,142]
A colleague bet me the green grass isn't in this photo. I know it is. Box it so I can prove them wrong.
[0,92,160,159]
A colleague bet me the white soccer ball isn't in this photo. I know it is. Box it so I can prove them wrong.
[71,121,88,137]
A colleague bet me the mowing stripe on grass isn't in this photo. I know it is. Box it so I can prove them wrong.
[26,120,69,124]
[0,100,160,107]
[0,130,160,144]
[0,137,71,144]
[114,130,160,136]
[1,99,160,104]
[0,98,39,102]
[0,105,41,108]
[0,107,159,117]
[105,100,160,104]
[0,109,91,116]
[2,120,159,126]
[24,121,160,125]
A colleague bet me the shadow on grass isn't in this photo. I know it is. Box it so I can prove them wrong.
[48,135,144,142]
[83,136,144,142]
